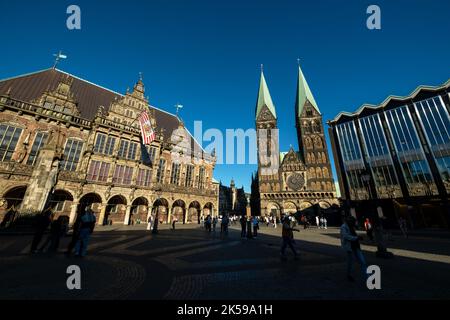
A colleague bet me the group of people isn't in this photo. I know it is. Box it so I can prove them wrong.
[315,215,328,229]
[30,206,96,257]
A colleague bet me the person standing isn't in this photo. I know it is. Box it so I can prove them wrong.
[147,214,153,231]
[74,208,96,257]
[315,215,320,229]
[212,217,217,232]
[364,218,374,241]
[340,216,368,282]
[66,210,84,256]
[280,216,300,260]
[323,217,328,230]
[172,216,178,230]
[30,209,52,254]
[319,216,324,229]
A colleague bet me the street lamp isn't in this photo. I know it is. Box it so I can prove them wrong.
[152,188,163,234]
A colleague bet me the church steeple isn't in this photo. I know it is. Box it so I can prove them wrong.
[296,64,320,118]
[255,69,276,120]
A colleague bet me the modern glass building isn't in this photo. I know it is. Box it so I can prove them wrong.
[328,79,450,228]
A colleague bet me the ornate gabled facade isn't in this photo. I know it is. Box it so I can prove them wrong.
[0,68,219,226]
[255,66,338,218]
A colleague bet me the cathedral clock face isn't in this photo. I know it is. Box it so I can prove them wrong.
[287,173,305,191]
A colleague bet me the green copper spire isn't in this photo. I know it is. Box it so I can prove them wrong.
[256,69,276,120]
[296,64,320,116]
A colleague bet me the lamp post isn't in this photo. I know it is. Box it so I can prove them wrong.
[152,188,162,234]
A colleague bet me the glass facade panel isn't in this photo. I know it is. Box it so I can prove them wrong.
[385,105,437,196]
[359,114,401,198]
[336,121,368,200]
[415,96,450,191]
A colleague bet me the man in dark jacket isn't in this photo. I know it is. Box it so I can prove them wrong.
[30,209,52,254]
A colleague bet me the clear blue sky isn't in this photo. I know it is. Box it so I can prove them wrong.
[1,0,449,192]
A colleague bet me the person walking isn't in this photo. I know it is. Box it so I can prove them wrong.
[172,216,178,230]
[240,215,247,238]
[340,215,368,282]
[30,209,52,254]
[74,208,96,257]
[39,215,66,253]
[364,218,374,241]
[315,215,320,228]
[398,216,408,238]
[66,210,84,256]
[280,216,300,260]
[323,217,328,230]
[221,214,229,236]
[252,216,259,237]
[319,216,324,229]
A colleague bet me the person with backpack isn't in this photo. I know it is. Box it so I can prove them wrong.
[74,207,96,257]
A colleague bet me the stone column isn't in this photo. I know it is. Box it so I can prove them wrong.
[69,203,78,225]
[124,205,132,225]
[97,205,107,226]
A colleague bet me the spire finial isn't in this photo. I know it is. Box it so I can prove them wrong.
[297,58,300,66]
[139,72,143,81]
[260,64,264,72]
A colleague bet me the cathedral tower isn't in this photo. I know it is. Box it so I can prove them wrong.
[295,65,334,192]
[255,69,280,193]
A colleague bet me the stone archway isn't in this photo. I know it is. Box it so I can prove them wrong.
[171,199,186,224]
[105,195,127,225]
[0,185,27,227]
[48,189,74,219]
[266,202,281,219]
[130,197,149,225]
[188,201,201,224]
[283,201,297,215]
[76,193,102,224]
[152,198,169,224]
[203,202,214,218]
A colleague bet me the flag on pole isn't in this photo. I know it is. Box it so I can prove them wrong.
[138,111,156,145]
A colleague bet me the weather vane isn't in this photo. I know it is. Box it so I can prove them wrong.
[175,103,183,117]
[52,50,67,69]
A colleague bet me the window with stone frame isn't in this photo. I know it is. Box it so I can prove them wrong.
[113,165,134,185]
[94,133,116,156]
[156,159,166,183]
[60,139,83,171]
[86,160,110,182]
[148,146,158,164]
[26,132,49,165]
[137,168,152,187]
[0,124,23,162]
[185,164,194,187]
[170,163,181,185]
[198,166,205,189]
[118,139,138,160]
